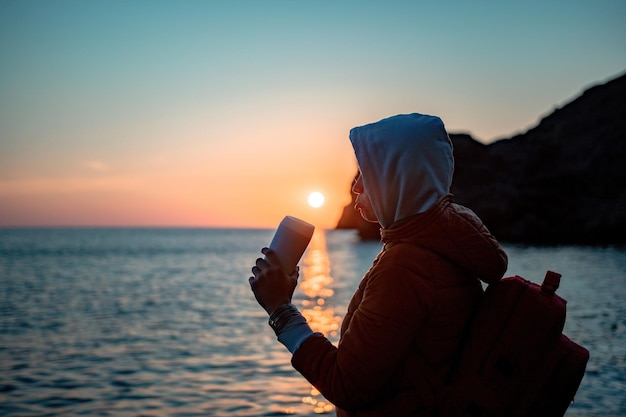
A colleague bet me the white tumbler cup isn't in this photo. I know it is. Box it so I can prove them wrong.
[267,216,315,274]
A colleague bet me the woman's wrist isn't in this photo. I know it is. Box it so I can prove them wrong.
[267,303,315,353]
[268,303,300,334]
[266,303,289,317]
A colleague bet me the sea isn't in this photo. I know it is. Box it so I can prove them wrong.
[0,228,624,416]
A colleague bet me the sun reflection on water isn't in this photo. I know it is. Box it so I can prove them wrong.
[292,229,341,414]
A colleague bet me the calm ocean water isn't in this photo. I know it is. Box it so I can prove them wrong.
[0,228,624,416]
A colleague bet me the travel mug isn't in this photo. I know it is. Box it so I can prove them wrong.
[267,216,315,274]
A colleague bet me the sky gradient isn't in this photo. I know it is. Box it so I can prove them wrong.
[1,0,625,229]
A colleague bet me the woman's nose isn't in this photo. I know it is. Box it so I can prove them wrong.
[352,175,363,194]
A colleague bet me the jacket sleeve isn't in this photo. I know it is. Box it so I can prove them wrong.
[291,255,435,410]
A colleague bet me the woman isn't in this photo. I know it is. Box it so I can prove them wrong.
[249,113,508,416]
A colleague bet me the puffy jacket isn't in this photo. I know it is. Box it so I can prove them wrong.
[292,195,508,416]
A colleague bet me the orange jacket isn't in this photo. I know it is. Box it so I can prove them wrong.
[292,195,508,416]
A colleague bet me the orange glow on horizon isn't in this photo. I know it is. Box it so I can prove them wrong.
[0,138,357,230]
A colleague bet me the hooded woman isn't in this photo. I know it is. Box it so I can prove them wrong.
[249,113,508,416]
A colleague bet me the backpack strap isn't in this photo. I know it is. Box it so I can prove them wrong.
[541,270,561,296]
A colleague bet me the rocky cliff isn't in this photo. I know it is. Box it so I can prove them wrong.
[336,72,626,244]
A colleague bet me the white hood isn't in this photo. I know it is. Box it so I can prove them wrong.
[349,113,454,228]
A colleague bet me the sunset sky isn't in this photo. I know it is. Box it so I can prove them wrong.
[1,1,624,229]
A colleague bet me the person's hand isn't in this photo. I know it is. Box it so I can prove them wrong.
[249,247,299,316]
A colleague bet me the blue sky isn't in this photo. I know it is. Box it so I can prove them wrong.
[1,0,625,227]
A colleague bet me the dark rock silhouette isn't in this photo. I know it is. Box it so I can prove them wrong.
[336,71,626,244]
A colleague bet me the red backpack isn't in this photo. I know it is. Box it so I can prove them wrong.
[442,271,590,417]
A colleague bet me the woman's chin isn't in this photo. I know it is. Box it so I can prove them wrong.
[357,208,378,223]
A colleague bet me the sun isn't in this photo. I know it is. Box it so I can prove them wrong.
[307,192,325,208]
